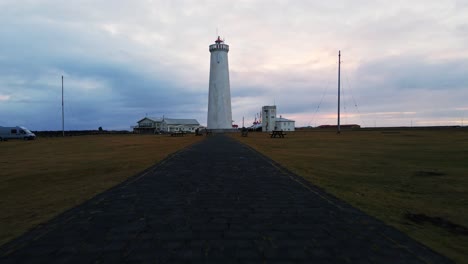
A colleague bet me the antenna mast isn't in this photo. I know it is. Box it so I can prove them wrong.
[337,51,341,134]
[62,75,65,137]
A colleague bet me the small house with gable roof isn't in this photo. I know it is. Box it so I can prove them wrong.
[132,117,200,134]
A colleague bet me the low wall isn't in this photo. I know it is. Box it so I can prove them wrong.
[33,130,132,137]
[207,128,239,133]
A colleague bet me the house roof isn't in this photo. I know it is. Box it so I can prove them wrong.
[137,117,163,123]
[137,117,200,125]
[276,117,295,122]
[163,118,200,125]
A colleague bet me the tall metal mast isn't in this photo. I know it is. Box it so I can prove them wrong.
[62,75,64,137]
[337,50,341,134]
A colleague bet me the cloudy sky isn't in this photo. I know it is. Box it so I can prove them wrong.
[1,0,467,130]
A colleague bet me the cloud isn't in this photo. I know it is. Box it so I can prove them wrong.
[355,55,468,91]
[0,94,11,101]
[1,0,467,129]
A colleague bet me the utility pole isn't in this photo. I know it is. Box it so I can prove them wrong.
[62,75,64,137]
[337,50,341,134]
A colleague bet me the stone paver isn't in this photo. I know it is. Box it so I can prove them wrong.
[0,135,452,263]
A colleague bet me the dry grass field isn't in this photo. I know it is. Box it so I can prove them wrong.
[0,134,202,247]
[1,130,467,262]
[234,129,468,263]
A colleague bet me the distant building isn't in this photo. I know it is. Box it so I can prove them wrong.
[261,105,295,132]
[262,106,277,132]
[133,117,162,134]
[317,124,360,129]
[161,118,200,133]
[276,117,295,131]
[132,117,200,133]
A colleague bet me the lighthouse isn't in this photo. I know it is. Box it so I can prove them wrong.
[207,36,233,130]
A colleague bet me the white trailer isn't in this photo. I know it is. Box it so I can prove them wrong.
[0,126,36,141]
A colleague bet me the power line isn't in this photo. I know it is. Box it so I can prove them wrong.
[309,76,332,127]
[345,71,366,127]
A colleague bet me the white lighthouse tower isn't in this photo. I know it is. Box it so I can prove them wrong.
[207,36,233,130]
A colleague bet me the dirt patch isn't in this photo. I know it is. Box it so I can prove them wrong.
[413,170,446,177]
[405,212,468,236]
[403,134,424,137]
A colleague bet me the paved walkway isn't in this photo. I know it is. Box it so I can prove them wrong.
[0,135,451,263]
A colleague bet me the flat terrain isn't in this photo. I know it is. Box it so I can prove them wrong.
[1,129,466,262]
[0,134,202,247]
[0,135,450,263]
[234,129,468,263]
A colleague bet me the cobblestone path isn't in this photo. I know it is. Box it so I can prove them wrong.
[0,135,452,263]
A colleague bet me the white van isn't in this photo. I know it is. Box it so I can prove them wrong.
[0,126,36,141]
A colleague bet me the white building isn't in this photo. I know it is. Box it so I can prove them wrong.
[161,118,200,133]
[207,36,233,130]
[133,117,200,133]
[133,117,162,133]
[262,106,277,132]
[275,117,295,131]
[261,105,295,132]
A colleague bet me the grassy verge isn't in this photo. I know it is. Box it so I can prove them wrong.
[0,134,202,246]
[234,129,468,263]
